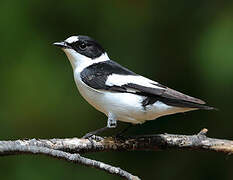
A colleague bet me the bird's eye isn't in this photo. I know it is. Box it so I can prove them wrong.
[79,43,87,50]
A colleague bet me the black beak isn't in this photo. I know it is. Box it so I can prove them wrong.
[53,41,69,48]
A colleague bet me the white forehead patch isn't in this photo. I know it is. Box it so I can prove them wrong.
[65,36,79,44]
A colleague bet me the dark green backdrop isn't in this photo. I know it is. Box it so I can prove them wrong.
[0,0,232,179]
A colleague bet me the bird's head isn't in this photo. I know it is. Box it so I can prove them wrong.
[53,35,109,70]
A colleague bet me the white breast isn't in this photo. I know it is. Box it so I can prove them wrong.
[73,70,145,123]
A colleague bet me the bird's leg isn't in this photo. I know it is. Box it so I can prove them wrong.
[82,127,109,139]
[107,112,117,128]
[115,124,133,138]
[82,112,117,139]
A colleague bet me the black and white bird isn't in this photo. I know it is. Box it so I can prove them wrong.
[53,35,214,137]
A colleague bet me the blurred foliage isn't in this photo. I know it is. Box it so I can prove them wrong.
[0,0,232,179]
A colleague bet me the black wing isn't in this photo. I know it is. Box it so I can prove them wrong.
[80,60,214,110]
[121,83,214,109]
[80,60,136,90]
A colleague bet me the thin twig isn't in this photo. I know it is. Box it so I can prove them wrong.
[0,142,139,180]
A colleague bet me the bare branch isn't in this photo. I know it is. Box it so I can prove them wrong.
[0,141,140,180]
[0,129,232,179]
[2,128,231,154]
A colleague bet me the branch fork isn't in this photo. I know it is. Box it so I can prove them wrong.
[0,128,232,180]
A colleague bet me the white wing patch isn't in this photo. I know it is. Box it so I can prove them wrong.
[105,74,164,89]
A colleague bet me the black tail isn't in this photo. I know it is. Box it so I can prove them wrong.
[159,97,217,110]
[193,104,217,110]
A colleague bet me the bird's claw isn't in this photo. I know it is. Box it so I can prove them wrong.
[82,133,93,139]
[82,133,104,141]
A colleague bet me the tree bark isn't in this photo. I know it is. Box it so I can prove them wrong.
[0,129,232,179]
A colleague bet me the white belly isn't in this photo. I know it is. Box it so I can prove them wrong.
[74,72,194,124]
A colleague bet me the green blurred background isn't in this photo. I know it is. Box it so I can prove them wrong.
[0,0,232,179]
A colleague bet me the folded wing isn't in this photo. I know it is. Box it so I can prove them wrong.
[81,60,213,110]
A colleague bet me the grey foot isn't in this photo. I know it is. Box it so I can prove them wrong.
[82,112,117,139]
[82,127,109,139]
